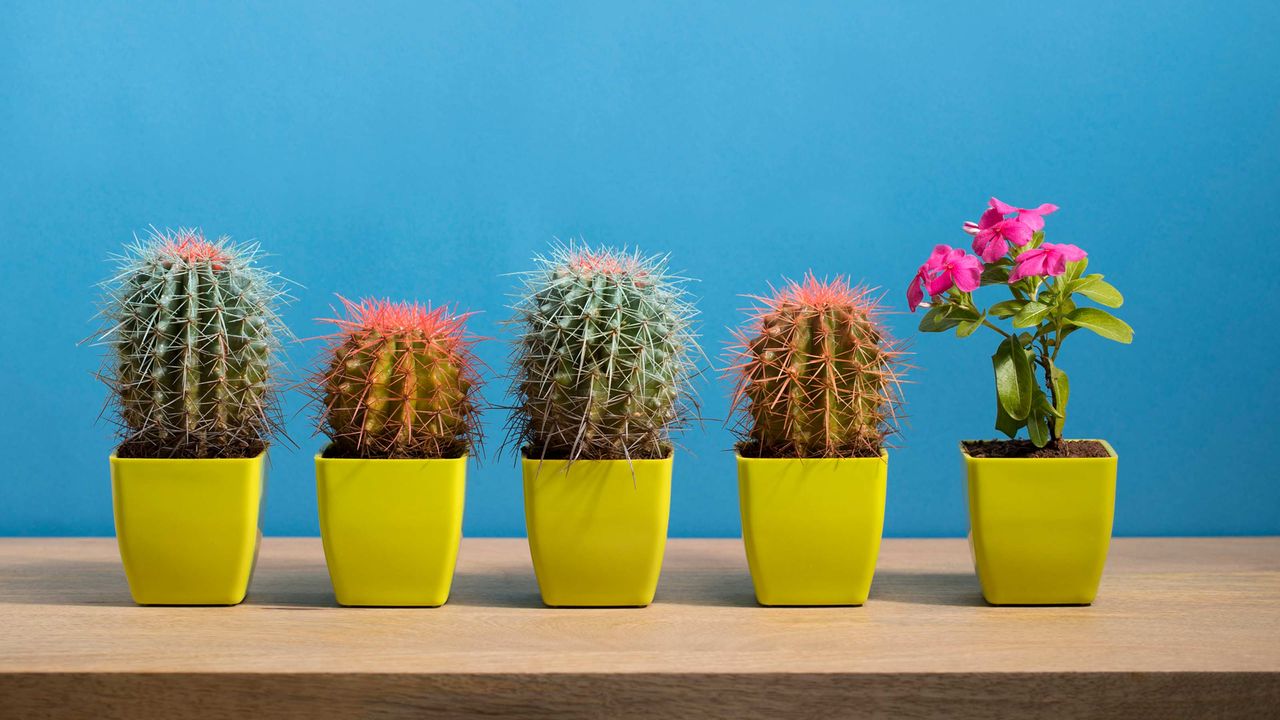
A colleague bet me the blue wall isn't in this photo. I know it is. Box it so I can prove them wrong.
[3,1,1277,537]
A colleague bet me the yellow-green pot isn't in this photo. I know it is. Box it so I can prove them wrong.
[964,440,1118,605]
[110,452,265,606]
[315,450,466,607]
[522,453,672,607]
[737,452,887,606]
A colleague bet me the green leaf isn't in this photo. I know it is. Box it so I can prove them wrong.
[980,264,1011,286]
[1073,275,1124,308]
[1049,366,1070,435]
[1065,307,1134,343]
[1064,257,1088,283]
[1030,230,1045,248]
[988,299,1025,319]
[992,338,1033,421]
[995,396,1024,438]
[1034,387,1063,419]
[956,318,983,338]
[1013,301,1052,329]
[947,305,982,322]
[1027,406,1049,447]
[918,305,961,333]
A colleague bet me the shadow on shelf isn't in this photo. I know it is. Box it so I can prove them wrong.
[653,566,759,608]
[869,571,985,607]
[0,558,135,607]
[447,570,545,609]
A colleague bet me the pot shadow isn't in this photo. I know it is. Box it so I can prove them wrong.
[868,570,985,607]
[0,558,136,607]
[446,566,761,610]
[243,562,338,609]
[447,569,545,609]
[652,567,759,608]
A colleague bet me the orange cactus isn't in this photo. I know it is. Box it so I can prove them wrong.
[314,297,484,459]
[727,275,907,458]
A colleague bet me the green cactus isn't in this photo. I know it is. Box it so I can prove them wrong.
[315,297,484,459]
[95,228,290,458]
[728,275,906,458]
[508,242,700,461]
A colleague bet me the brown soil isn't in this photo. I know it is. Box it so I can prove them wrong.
[735,441,884,459]
[963,439,1110,459]
[321,443,466,460]
[115,438,266,459]
[520,445,673,461]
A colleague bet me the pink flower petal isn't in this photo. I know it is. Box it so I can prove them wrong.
[1018,211,1046,231]
[1009,247,1049,283]
[978,208,1003,229]
[976,232,1008,263]
[989,197,1017,215]
[927,244,951,268]
[927,269,955,296]
[907,270,924,311]
[1001,219,1033,247]
[952,256,982,292]
[1051,242,1087,262]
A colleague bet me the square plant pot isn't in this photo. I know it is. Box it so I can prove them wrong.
[738,452,887,606]
[316,450,466,607]
[110,452,265,606]
[523,453,672,607]
[964,440,1118,605]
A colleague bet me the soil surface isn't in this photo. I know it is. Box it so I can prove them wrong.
[520,444,674,461]
[115,438,266,459]
[321,444,466,460]
[963,439,1110,459]
[735,441,885,459]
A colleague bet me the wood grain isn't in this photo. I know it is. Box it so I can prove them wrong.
[1,537,1278,718]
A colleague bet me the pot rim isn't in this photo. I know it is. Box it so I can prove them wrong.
[109,450,267,463]
[959,438,1117,460]
[519,446,674,464]
[314,443,468,463]
[733,449,889,462]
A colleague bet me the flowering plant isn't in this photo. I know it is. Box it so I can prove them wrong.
[907,198,1132,449]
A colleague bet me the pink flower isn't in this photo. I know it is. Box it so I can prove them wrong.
[907,244,983,311]
[1008,243,1087,283]
[965,208,1033,262]
[990,197,1059,232]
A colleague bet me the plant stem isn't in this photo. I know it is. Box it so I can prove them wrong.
[982,319,1011,339]
[1038,353,1061,449]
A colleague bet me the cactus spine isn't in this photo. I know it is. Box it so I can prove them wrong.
[96,228,289,458]
[508,242,700,461]
[728,275,905,458]
[316,297,483,459]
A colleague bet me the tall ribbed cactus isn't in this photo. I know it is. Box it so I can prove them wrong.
[95,228,290,458]
[314,297,483,459]
[508,242,700,461]
[728,275,906,458]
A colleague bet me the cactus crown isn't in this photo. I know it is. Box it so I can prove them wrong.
[312,297,484,459]
[727,274,906,458]
[94,228,290,459]
[507,241,700,461]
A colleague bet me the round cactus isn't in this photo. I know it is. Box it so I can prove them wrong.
[727,275,906,458]
[315,297,483,459]
[507,242,700,461]
[95,228,290,458]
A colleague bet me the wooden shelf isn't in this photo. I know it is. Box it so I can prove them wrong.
[2,537,1278,718]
